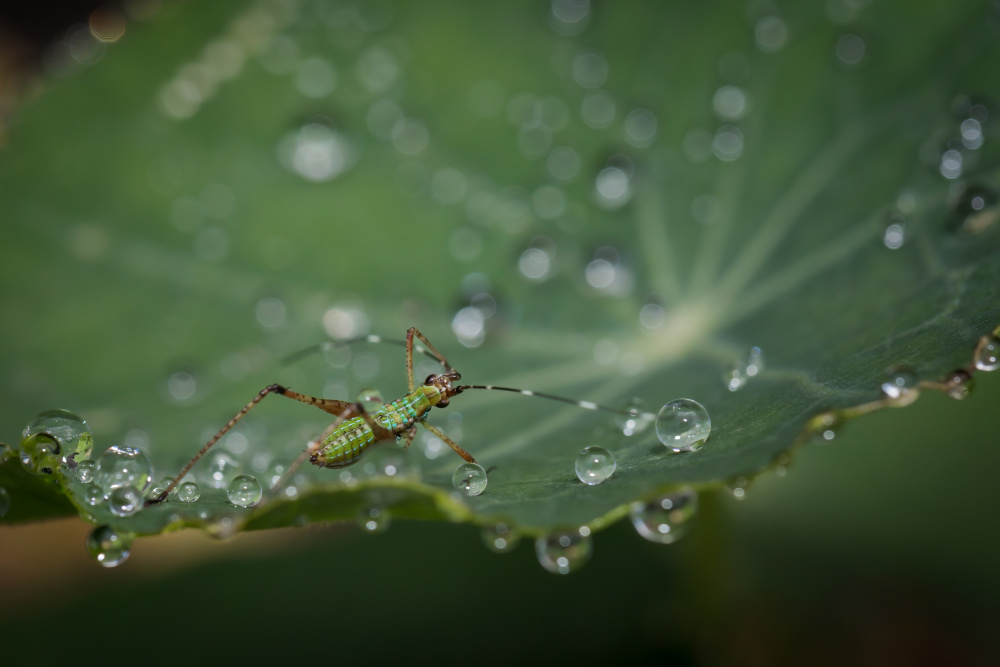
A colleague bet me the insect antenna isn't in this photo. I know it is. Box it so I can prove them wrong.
[456,384,656,419]
[282,335,442,366]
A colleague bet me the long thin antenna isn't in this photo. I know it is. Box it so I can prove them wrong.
[457,384,655,419]
[282,335,439,366]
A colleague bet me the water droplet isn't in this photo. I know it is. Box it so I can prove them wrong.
[452,306,486,348]
[108,485,142,517]
[549,0,591,35]
[228,474,263,507]
[19,433,60,476]
[581,90,616,128]
[177,481,201,503]
[205,451,240,489]
[960,118,983,150]
[575,446,616,485]
[572,48,608,88]
[655,399,711,452]
[392,117,429,155]
[713,125,744,161]
[518,246,553,282]
[713,85,749,121]
[939,149,963,179]
[547,146,580,181]
[727,476,751,500]
[630,487,698,543]
[624,108,657,147]
[147,476,174,500]
[21,409,93,467]
[615,397,654,436]
[76,459,97,483]
[97,445,153,491]
[726,347,765,391]
[883,214,907,249]
[0,487,10,518]
[683,128,712,162]
[811,411,843,442]
[755,15,788,53]
[357,504,390,533]
[593,166,631,209]
[277,121,356,183]
[453,462,488,496]
[85,525,132,567]
[535,528,592,574]
[942,369,974,400]
[835,34,865,65]
[83,483,104,506]
[974,334,1000,371]
[954,186,998,234]
[881,367,919,399]
[482,522,520,553]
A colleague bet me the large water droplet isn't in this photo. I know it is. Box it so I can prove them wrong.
[655,399,711,451]
[76,459,96,483]
[629,487,698,543]
[574,446,616,485]
[881,366,919,400]
[177,481,201,503]
[21,409,93,468]
[108,485,142,517]
[614,397,653,436]
[974,334,1000,371]
[482,522,520,553]
[83,483,104,506]
[452,462,488,496]
[228,474,263,507]
[97,445,153,491]
[85,525,132,567]
[535,528,592,574]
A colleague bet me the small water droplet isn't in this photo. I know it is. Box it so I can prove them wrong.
[97,445,153,491]
[357,387,385,412]
[83,483,104,506]
[713,125,744,161]
[727,476,751,500]
[624,108,657,147]
[76,459,96,483]
[574,446,616,485]
[147,476,174,500]
[581,90,616,128]
[630,487,698,543]
[21,409,93,467]
[85,525,133,567]
[883,214,907,249]
[227,474,263,507]
[177,481,201,503]
[712,85,749,121]
[593,166,631,209]
[811,411,843,442]
[535,528,592,574]
[974,334,1000,371]
[205,451,240,489]
[755,15,788,53]
[953,186,999,235]
[482,522,520,553]
[835,34,865,65]
[452,306,486,348]
[655,399,711,452]
[614,397,653,436]
[0,487,10,518]
[452,462,488,496]
[881,366,919,399]
[726,346,765,391]
[357,504,390,533]
[278,121,356,182]
[107,485,142,517]
[939,149,963,180]
[942,369,974,400]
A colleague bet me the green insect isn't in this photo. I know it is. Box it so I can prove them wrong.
[148,327,633,504]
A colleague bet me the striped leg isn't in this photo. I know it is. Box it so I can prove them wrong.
[422,422,476,463]
[406,327,454,392]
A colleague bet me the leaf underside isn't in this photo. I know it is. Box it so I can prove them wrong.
[1,0,999,539]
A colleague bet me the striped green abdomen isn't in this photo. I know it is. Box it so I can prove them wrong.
[314,416,375,468]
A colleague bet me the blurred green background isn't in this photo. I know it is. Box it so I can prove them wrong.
[2,0,999,663]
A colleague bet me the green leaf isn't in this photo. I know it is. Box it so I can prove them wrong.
[1,0,999,551]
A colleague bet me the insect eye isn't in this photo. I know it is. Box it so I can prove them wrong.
[452,372,462,381]
[424,374,437,384]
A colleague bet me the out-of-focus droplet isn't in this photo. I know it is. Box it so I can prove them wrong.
[974,334,1000,371]
[535,528,592,574]
[755,15,788,53]
[881,367,919,400]
[85,525,133,567]
[629,487,698,543]
[482,522,520,553]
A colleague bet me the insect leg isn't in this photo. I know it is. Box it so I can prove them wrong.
[407,327,455,380]
[421,422,476,463]
[401,426,417,449]
[147,384,352,505]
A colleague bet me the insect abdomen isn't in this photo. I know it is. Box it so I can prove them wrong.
[312,416,374,469]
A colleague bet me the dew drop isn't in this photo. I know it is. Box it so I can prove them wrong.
[713,125,744,161]
[177,481,201,503]
[727,476,751,500]
[482,522,520,553]
[227,474,263,507]
[593,166,631,209]
[974,334,1000,371]
[883,215,907,249]
[107,485,142,517]
[535,528,592,574]
[76,459,96,483]
[0,486,10,518]
[954,186,998,234]
[726,346,764,391]
[942,369,974,400]
[85,525,133,567]
[205,451,240,489]
[655,399,711,452]
[357,504,390,533]
[19,433,60,476]
[83,483,104,506]
[624,108,657,147]
[147,476,174,500]
[574,446,616,485]
[755,15,788,53]
[614,397,654,436]
[712,85,748,121]
[881,367,919,399]
[939,149,963,180]
[812,411,843,442]
[97,445,153,491]
[21,409,93,467]
[629,487,698,543]
[452,462,488,496]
